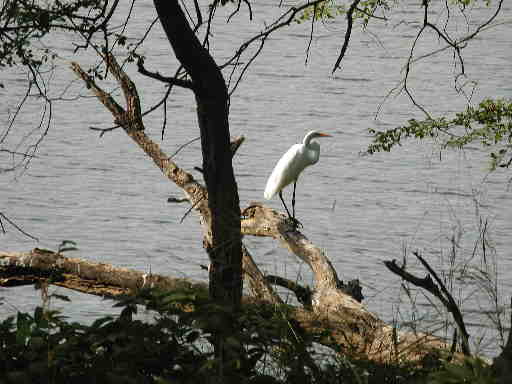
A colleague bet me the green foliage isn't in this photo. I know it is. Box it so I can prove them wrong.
[0,0,107,71]
[367,98,512,171]
[451,0,493,7]
[427,357,495,384]
[296,0,346,23]
[295,0,391,25]
[0,288,436,383]
[0,303,208,383]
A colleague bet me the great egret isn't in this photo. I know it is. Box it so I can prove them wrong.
[264,130,331,223]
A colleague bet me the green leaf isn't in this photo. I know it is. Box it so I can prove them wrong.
[367,98,512,171]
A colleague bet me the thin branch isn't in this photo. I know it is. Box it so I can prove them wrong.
[0,81,31,145]
[89,125,121,137]
[137,57,194,90]
[0,149,38,159]
[193,0,203,27]
[424,21,464,75]
[228,35,267,97]
[222,0,326,69]
[168,197,189,203]
[381,0,505,118]
[355,6,387,21]
[121,17,159,68]
[0,213,38,241]
[266,275,312,307]
[305,3,316,66]
[332,0,361,74]
[229,136,245,157]
[203,0,219,49]
[384,253,471,356]
[180,194,206,224]
[227,0,253,23]
[403,23,430,118]
[169,136,201,159]
[413,252,470,355]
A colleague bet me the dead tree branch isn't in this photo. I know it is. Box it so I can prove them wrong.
[241,203,365,312]
[265,275,312,307]
[71,57,210,228]
[137,57,195,90]
[1,248,450,363]
[384,252,470,356]
[0,248,206,296]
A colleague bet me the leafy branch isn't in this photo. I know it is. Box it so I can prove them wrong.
[367,98,512,171]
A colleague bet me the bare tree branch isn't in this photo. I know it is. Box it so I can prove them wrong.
[332,0,361,74]
[0,212,38,241]
[227,0,253,23]
[137,57,195,90]
[265,274,312,307]
[222,0,326,95]
[384,252,470,356]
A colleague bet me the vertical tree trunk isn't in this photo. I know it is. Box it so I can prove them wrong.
[153,1,242,309]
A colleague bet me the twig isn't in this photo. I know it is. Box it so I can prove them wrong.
[90,125,121,137]
[137,57,194,90]
[169,136,201,159]
[167,197,189,203]
[384,253,470,355]
[305,3,316,65]
[0,213,39,241]
[227,0,253,23]
[180,194,206,224]
[266,274,312,307]
[413,252,470,355]
[332,0,361,74]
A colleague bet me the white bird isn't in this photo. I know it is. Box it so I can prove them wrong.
[264,130,332,223]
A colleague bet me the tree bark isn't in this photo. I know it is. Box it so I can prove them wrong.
[242,203,363,311]
[0,248,207,297]
[493,298,512,384]
[153,0,242,310]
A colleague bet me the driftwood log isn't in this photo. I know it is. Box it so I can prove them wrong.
[1,248,447,363]
[4,52,506,365]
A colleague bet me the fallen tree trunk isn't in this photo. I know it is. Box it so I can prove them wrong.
[0,247,275,304]
[1,248,449,363]
[0,248,207,297]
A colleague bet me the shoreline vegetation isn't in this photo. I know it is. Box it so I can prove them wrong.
[1,247,511,383]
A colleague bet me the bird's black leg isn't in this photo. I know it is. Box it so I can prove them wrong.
[278,191,293,219]
[290,181,303,228]
[278,185,302,229]
[292,180,297,219]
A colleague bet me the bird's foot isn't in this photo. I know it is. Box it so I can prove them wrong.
[287,216,303,229]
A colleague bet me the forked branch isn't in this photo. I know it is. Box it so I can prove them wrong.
[384,252,470,356]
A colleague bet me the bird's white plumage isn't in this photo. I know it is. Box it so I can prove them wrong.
[264,131,329,200]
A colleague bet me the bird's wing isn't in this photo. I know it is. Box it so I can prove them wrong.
[264,144,305,199]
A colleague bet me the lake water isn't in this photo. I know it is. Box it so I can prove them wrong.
[1,1,511,356]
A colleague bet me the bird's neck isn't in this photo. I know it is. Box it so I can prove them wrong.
[303,133,315,146]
